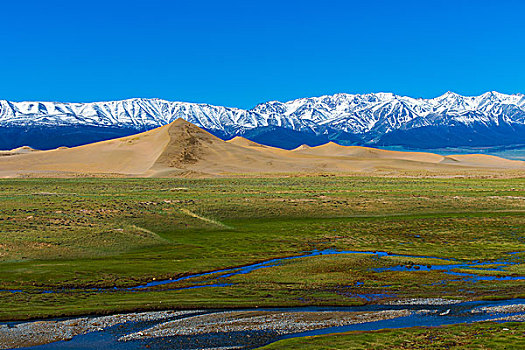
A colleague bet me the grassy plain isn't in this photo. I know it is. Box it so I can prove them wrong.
[258,321,525,349]
[0,176,523,320]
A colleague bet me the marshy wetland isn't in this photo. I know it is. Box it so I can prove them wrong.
[0,176,524,348]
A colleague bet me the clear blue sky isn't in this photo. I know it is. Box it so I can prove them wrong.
[1,0,524,109]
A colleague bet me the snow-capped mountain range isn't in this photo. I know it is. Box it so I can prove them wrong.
[1,91,524,150]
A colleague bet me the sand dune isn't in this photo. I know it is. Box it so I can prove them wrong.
[293,144,312,151]
[227,136,268,148]
[0,123,172,176]
[442,154,525,167]
[293,142,446,163]
[0,146,39,157]
[0,119,523,178]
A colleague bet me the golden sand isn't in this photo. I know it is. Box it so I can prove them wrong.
[0,119,523,178]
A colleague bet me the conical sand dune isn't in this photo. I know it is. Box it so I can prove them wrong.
[0,119,523,178]
[148,119,326,176]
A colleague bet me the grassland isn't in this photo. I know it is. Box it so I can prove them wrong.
[0,176,523,320]
[258,321,525,349]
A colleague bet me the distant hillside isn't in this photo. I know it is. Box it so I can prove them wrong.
[0,91,524,150]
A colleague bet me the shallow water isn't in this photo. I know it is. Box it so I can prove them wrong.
[11,298,525,350]
[3,250,524,349]
[3,249,523,295]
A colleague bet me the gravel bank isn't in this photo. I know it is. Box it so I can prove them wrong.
[471,304,525,314]
[0,310,201,349]
[381,298,463,305]
[491,314,525,321]
[119,309,411,341]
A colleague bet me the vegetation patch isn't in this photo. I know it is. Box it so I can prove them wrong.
[0,177,523,320]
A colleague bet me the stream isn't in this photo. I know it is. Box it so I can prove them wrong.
[2,249,524,294]
[2,250,524,349]
[2,298,524,350]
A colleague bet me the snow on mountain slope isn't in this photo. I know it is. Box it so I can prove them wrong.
[0,92,524,150]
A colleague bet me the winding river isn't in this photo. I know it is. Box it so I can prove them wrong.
[1,250,524,349]
[2,249,524,294]
[1,299,523,350]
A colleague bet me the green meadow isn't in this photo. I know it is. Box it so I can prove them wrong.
[259,321,525,349]
[0,176,523,320]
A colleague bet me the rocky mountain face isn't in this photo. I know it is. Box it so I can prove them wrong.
[1,92,524,150]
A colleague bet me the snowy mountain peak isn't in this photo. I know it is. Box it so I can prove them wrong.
[0,92,523,150]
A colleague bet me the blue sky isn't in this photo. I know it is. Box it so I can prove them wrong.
[1,0,524,108]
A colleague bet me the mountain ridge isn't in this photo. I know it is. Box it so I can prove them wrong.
[0,92,524,150]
